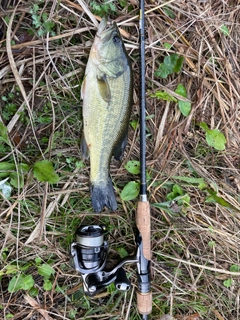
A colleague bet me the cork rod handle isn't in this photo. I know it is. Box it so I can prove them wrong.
[136,201,151,261]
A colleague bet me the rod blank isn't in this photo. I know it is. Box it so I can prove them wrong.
[136,0,152,318]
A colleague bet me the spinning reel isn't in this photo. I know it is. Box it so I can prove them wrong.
[70,225,143,296]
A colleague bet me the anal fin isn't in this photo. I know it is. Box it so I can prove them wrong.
[80,132,89,159]
[113,134,128,161]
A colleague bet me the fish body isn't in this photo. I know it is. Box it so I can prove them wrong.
[81,18,133,212]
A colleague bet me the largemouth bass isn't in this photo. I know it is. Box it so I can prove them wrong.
[81,17,133,212]
[81,18,133,212]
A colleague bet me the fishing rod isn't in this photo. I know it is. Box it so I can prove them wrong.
[135,0,152,319]
[70,5,152,318]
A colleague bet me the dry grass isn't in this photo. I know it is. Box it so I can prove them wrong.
[0,0,240,319]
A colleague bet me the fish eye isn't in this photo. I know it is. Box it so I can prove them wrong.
[113,35,121,43]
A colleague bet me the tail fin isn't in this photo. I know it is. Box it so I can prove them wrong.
[90,177,117,212]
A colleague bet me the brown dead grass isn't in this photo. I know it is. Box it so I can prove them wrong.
[0,0,240,319]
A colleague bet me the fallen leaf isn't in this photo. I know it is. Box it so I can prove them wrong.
[24,295,54,320]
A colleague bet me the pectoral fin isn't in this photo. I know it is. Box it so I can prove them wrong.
[98,61,125,78]
[97,75,111,103]
[81,77,86,100]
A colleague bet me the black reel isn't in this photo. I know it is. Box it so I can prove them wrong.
[70,225,138,296]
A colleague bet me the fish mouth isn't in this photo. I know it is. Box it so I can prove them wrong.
[97,17,117,42]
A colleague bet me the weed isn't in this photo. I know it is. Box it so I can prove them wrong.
[152,181,191,215]
[29,4,56,37]
[220,24,230,36]
[1,93,18,121]
[90,0,116,16]
[154,53,184,78]
[33,160,60,184]
[200,122,226,151]
[150,83,192,116]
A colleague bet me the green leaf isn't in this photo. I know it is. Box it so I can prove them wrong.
[42,12,48,22]
[223,278,233,288]
[151,202,174,215]
[32,14,41,28]
[125,161,140,175]
[163,43,172,50]
[178,100,191,116]
[29,287,39,297]
[172,184,183,196]
[0,162,15,177]
[19,263,31,272]
[155,54,184,78]
[38,263,55,278]
[198,182,207,190]
[44,21,55,32]
[130,119,138,130]
[172,175,207,190]
[165,54,184,73]
[199,122,209,131]
[120,181,140,201]
[8,276,21,292]
[0,122,10,145]
[206,189,233,208]
[8,274,34,292]
[116,247,129,258]
[154,63,171,79]
[119,0,127,8]
[5,264,19,275]
[175,84,188,98]
[43,279,53,291]
[18,163,29,172]
[200,123,227,150]
[38,28,45,37]
[21,274,35,290]
[33,160,60,184]
[205,128,226,151]
[220,24,229,36]
[175,84,191,116]
[0,162,29,189]
[166,191,175,201]
[177,194,190,205]
[163,7,176,19]
[69,309,77,319]
[32,4,39,13]
[150,91,177,102]
[208,241,216,248]
[205,195,215,203]
[179,101,190,114]
[230,264,240,272]
[35,257,42,265]
[172,176,205,184]
[10,173,24,188]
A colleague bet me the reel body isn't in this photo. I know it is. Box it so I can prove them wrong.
[70,225,138,296]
